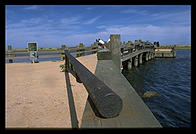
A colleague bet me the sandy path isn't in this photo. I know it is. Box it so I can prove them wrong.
[5,54,97,128]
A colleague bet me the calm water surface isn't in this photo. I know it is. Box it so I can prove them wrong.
[122,50,191,127]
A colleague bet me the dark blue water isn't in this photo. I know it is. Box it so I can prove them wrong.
[122,50,191,127]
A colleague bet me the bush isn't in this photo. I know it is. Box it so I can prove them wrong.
[59,64,65,72]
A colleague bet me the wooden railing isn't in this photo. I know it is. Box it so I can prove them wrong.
[5,42,176,63]
[64,49,123,118]
[5,45,100,62]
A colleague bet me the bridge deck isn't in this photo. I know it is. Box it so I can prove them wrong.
[81,59,161,128]
[121,48,154,62]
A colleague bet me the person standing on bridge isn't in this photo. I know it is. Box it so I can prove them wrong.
[96,38,107,49]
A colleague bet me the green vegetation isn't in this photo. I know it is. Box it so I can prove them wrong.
[59,64,65,72]
[160,45,191,50]
[175,45,191,50]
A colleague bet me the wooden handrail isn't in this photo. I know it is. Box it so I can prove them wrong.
[64,50,123,118]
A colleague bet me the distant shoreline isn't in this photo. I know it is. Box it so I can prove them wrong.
[160,45,191,50]
[175,45,191,50]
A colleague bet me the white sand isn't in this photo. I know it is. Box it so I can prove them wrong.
[5,54,97,128]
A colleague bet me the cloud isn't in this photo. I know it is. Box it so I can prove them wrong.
[104,25,191,44]
[5,16,84,47]
[96,25,107,29]
[62,24,191,45]
[120,9,148,15]
[6,17,43,29]
[86,7,94,10]
[120,9,138,14]
[6,23,191,48]
[21,18,42,24]
[60,16,80,25]
[24,5,39,10]
[84,16,101,24]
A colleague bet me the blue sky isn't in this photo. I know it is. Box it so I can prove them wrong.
[6,5,191,48]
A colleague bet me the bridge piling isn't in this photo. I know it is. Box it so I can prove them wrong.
[127,58,132,70]
[145,53,149,61]
[152,53,154,59]
[139,54,143,64]
[148,52,152,60]
[134,56,139,67]
[151,53,153,59]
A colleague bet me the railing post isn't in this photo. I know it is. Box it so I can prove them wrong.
[64,47,69,72]
[77,43,85,57]
[108,34,121,71]
[61,44,66,60]
[91,42,98,54]
[7,45,13,63]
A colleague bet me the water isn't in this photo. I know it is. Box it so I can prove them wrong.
[122,50,191,127]
[5,50,93,63]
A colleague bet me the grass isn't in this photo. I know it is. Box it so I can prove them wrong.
[160,45,191,50]
[175,45,191,50]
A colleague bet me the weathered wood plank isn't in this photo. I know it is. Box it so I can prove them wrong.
[65,50,122,118]
[5,48,100,60]
[81,59,162,128]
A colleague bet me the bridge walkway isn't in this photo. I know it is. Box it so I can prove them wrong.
[81,53,161,128]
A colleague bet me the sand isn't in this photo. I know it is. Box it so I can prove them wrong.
[5,54,97,128]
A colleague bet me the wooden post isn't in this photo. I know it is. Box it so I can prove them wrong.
[61,44,66,60]
[77,43,85,57]
[134,56,138,67]
[152,53,154,59]
[127,58,132,70]
[148,53,151,60]
[7,45,13,63]
[139,54,143,64]
[91,42,98,54]
[108,34,121,71]
[145,53,149,61]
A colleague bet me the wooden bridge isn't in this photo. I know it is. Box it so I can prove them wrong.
[63,34,171,128]
[5,37,175,64]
